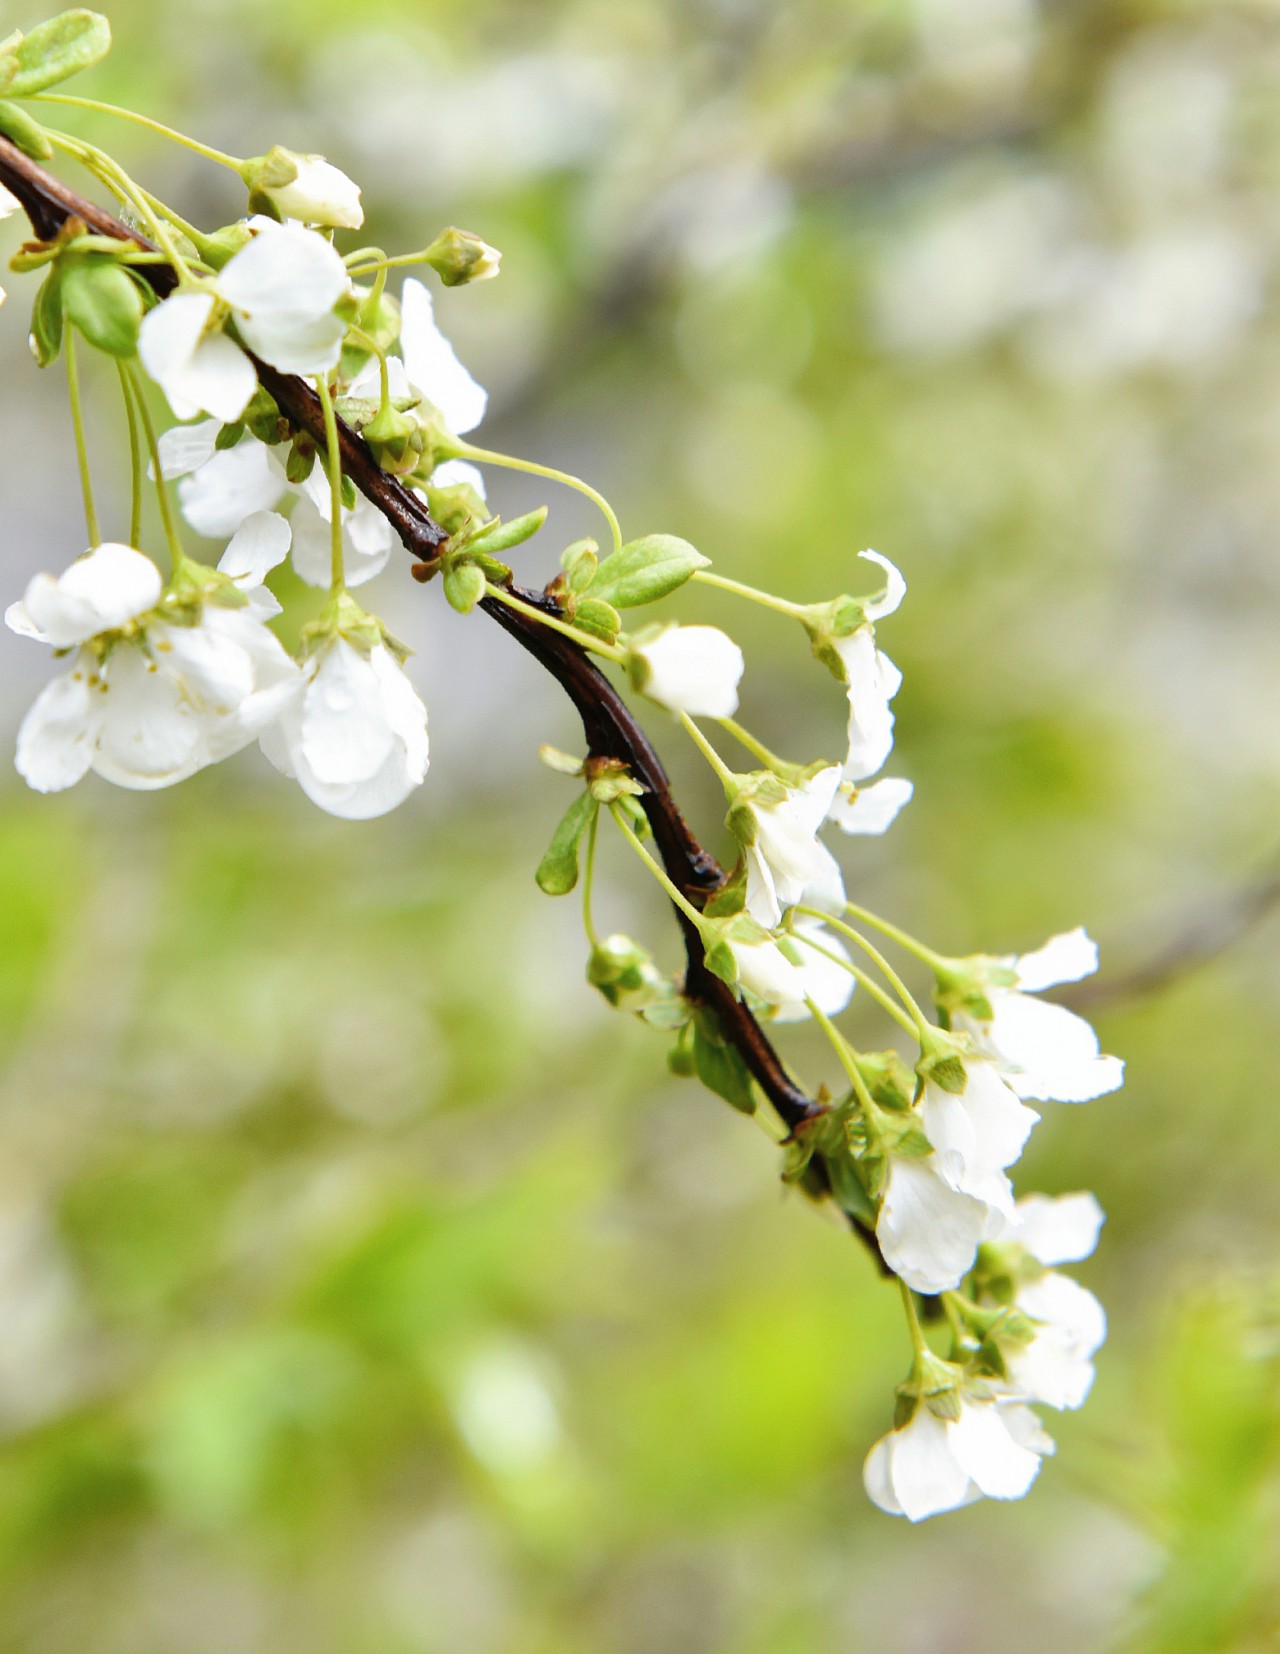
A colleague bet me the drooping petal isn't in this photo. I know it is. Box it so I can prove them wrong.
[138,292,257,423]
[287,493,392,588]
[877,1156,989,1295]
[90,644,208,789]
[886,1409,976,1522]
[731,936,809,1010]
[826,776,914,835]
[218,510,292,588]
[14,662,103,792]
[21,543,162,647]
[1010,1273,1107,1410]
[633,625,744,718]
[178,439,288,538]
[999,1191,1105,1265]
[154,416,221,480]
[948,1402,1043,1501]
[964,993,1125,1103]
[399,277,488,435]
[859,549,906,621]
[299,639,396,786]
[834,627,902,781]
[1014,927,1100,992]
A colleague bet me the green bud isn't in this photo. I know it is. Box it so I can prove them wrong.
[467,506,548,557]
[535,792,597,896]
[0,11,111,98]
[584,757,644,804]
[0,98,53,159]
[28,268,63,366]
[426,481,486,535]
[442,561,487,614]
[538,744,584,777]
[422,225,502,286]
[59,256,143,357]
[585,534,710,610]
[361,399,421,474]
[587,933,671,1013]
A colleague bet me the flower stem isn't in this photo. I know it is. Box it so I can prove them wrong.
[126,364,186,569]
[677,711,737,789]
[64,330,99,546]
[582,807,601,948]
[900,1279,930,1360]
[29,93,244,169]
[315,376,346,594]
[691,568,807,619]
[482,582,626,663]
[608,804,708,933]
[786,926,918,1036]
[716,715,792,774]
[46,132,192,279]
[806,997,879,1122]
[116,360,143,548]
[840,900,946,971]
[452,441,622,552]
[797,906,931,1038]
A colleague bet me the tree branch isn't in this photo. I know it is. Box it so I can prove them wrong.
[0,134,873,1246]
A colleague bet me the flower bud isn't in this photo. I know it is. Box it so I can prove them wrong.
[422,225,502,286]
[242,146,363,230]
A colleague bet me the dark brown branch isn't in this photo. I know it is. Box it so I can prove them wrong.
[0,135,859,1215]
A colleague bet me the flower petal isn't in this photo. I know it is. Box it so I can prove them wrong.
[219,510,292,587]
[948,1402,1043,1500]
[859,549,906,621]
[14,662,102,792]
[1014,927,1100,992]
[877,1156,988,1295]
[399,277,488,435]
[827,776,914,835]
[178,441,287,539]
[22,543,162,647]
[138,292,256,424]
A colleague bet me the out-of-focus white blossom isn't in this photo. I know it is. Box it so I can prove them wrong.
[864,1396,1051,1522]
[834,552,906,782]
[954,928,1124,1102]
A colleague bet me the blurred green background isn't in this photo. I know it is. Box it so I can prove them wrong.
[2,0,1280,1649]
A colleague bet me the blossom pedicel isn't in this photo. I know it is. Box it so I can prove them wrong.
[0,10,1122,1523]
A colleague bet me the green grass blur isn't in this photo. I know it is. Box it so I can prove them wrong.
[1,0,1280,1648]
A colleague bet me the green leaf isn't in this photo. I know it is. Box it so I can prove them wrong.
[442,562,487,615]
[692,1014,755,1114]
[0,97,52,158]
[29,267,63,366]
[585,534,710,609]
[572,597,621,642]
[59,257,143,357]
[534,792,597,895]
[467,506,547,556]
[0,11,111,98]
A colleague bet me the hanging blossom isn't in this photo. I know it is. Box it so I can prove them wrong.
[876,1060,1040,1296]
[8,526,299,792]
[769,916,856,1023]
[864,1391,1053,1523]
[247,147,364,230]
[735,764,846,930]
[259,628,429,820]
[946,928,1125,1103]
[628,624,745,717]
[139,218,353,422]
[983,1192,1107,1411]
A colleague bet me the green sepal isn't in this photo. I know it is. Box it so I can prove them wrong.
[703,860,747,918]
[534,792,598,896]
[442,561,487,614]
[188,221,252,271]
[0,11,111,98]
[702,938,739,987]
[59,256,143,357]
[691,1010,755,1114]
[29,267,63,365]
[426,481,486,536]
[667,1023,696,1077]
[243,385,286,445]
[854,1049,916,1112]
[572,597,621,643]
[467,507,547,557]
[0,97,52,158]
[339,475,357,511]
[561,538,598,592]
[584,533,710,610]
[285,443,315,485]
[823,1146,877,1228]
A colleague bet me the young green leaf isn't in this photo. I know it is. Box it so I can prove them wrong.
[585,534,710,609]
[534,792,597,895]
[0,11,111,98]
[29,268,63,366]
[692,1014,756,1114]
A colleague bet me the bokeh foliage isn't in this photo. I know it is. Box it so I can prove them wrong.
[1,0,1280,1648]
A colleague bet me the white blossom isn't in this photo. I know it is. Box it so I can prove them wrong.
[742,765,845,928]
[827,775,914,835]
[260,636,429,819]
[954,928,1125,1102]
[9,532,299,794]
[1007,1271,1107,1410]
[630,624,744,718]
[288,467,394,588]
[834,551,906,782]
[993,1189,1105,1266]
[138,291,259,424]
[258,153,363,230]
[864,1396,1049,1522]
[728,933,811,1010]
